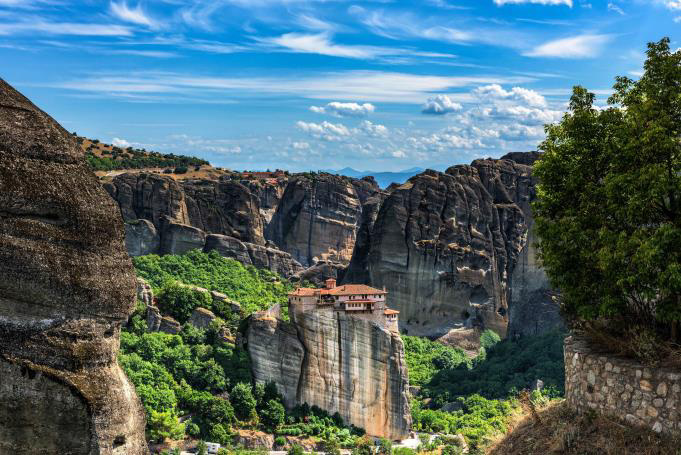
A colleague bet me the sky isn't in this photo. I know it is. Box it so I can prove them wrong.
[1,0,679,172]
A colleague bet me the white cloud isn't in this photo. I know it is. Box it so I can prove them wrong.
[310,102,375,117]
[356,120,389,137]
[422,94,462,115]
[661,0,681,10]
[296,120,351,141]
[523,34,613,58]
[110,1,157,28]
[391,150,406,158]
[55,70,535,103]
[112,137,131,147]
[607,2,625,14]
[474,84,547,107]
[494,0,572,5]
[292,141,310,150]
[0,21,133,36]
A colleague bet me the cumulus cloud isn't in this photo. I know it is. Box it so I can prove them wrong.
[112,137,131,147]
[474,84,547,107]
[356,120,389,137]
[310,101,375,117]
[421,94,462,115]
[661,0,681,10]
[524,34,613,58]
[296,120,351,141]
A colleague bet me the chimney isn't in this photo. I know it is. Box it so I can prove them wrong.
[325,278,337,290]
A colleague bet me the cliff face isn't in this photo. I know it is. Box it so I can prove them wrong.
[246,309,411,440]
[105,174,265,246]
[0,79,147,453]
[345,156,555,338]
[266,174,371,267]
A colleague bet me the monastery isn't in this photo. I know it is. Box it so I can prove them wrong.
[288,279,400,332]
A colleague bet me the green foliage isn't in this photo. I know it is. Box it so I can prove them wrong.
[157,282,212,323]
[85,142,208,171]
[393,448,416,455]
[479,329,501,350]
[274,436,287,448]
[197,440,208,455]
[232,382,258,422]
[261,399,286,432]
[134,250,293,317]
[148,410,186,443]
[424,331,565,402]
[411,395,512,450]
[533,37,681,339]
[402,335,470,386]
[441,445,464,455]
[376,438,392,455]
[287,445,304,455]
[351,436,374,455]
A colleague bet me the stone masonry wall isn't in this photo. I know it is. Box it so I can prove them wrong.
[565,335,681,434]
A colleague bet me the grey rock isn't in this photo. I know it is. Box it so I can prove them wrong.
[159,316,181,334]
[189,307,217,329]
[161,221,206,254]
[125,219,160,256]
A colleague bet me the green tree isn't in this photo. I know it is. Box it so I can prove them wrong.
[534,37,681,342]
[376,438,392,455]
[352,436,374,455]
[157,281,212,323]
[260,399,285,431]
[231,382,257,422]
[287,445,304,455]
[148,410,186,442]
[197,440,208,455]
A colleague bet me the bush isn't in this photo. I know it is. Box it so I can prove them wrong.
[232,382,257,422]
[157,282,212,323]
[261,399,286,432]
[274,436,287,448]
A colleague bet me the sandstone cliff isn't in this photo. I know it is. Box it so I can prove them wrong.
[0,79,148,454]
[266,174,373,267]
[246,309,411,440]
[345,155,557,338]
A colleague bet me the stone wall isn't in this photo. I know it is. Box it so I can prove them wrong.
[565,335,681,434]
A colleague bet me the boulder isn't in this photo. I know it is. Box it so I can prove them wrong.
[125,219,160,256]
[147,305,162,332]
[0,78,148,453]
[136,277,154,307]
[189,307,217,329]
[233,430,274,449]
[244,242,304,278]
[161,221,206,255]
[211,291,242,314]
[159,316,182,334]
[204,234,253,265]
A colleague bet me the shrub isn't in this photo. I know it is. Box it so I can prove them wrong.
[261,399,286,432]
[231,382,257,422]
[157,281,212,323]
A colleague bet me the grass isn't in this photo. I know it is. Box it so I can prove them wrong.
[487,400,681,455]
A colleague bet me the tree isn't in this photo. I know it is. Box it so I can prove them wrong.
[148,410,186,442]
[287,445,304,455]
[534,37,681,343]
[376,438,392,455]
[231,382,257,422]
[260,399,285,431]
[352,436,374,455]
[321,436,342,455]
[157,282,212,323]
[197,440,208,455]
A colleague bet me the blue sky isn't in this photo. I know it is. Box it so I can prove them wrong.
[2,0,679,171]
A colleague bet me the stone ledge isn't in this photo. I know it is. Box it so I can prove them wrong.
[565,335,681,435]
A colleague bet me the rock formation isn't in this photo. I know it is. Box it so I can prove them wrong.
[345,155,558,338]
[246,309,411,440]
[266,174,369,267]
[0,79,148,453]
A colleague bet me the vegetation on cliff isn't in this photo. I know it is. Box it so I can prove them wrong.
[79,136,209,171]
[534,38,681,352]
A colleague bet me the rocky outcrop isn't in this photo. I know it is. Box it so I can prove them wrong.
[266,174,365,267]
[246,309,411,440]
[292,260,347,287]
[343,192,387,284]
[105,173,265,246]
[189,307,217,329]
[0,79,147,453]
[244,178,289,225]
[125,219,160,256]
[203,233,304,278]
[345,155,555,338]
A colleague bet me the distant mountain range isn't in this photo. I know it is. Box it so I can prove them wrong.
[320,167,425,188]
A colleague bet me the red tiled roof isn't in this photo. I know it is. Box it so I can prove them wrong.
[289,287,317,297]
[384,309,400,315]
[322,284,386,296]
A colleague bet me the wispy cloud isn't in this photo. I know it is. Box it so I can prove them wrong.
[52,70,536,103]
[523,34,613,58]
[607,2,625,14]
[110,1,158,28]
[494,0,572,5]
[0,20,133,36]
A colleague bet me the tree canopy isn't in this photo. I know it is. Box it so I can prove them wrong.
[533,38,681,341]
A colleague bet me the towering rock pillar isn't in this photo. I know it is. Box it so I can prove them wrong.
[0,79,148,454]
